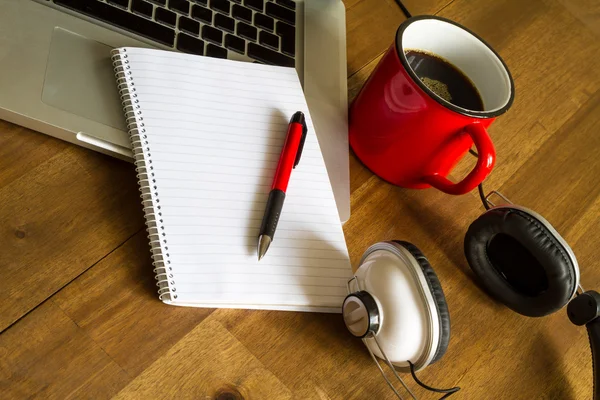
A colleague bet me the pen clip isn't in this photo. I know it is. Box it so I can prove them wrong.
[293,113,308,168]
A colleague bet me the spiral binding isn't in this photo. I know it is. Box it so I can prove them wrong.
[111,48,176,302]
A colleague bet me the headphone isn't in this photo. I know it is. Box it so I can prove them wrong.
[343,189,600,399]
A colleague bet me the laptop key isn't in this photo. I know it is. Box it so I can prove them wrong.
[210,0,231,15]
[177,33,205,55]
[275,0,295,10]
[206,43,228,58]
[215,14,235,33]
[232,4,252,23]
[169,0,190,14]
[192,0,207,5]
[236,22,257,42]
[225,34,245,54]
[248,43,294,67]
[179,16,200,35]
[156,7,177,26]
[265,2,294,25]
[202,25,223,45]
[148,0,166,5]
[191,5,213,23]
[54,0,176,47]
[259,31,279,50]
[275,21,294,56]
[132,0,153,18]
[244,0,263,12]
[254,13,274,32]
[108,0,129,8]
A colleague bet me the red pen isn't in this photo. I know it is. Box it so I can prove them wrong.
[257,111,307,260]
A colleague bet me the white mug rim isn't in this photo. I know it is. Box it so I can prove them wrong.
[395,15,515,118]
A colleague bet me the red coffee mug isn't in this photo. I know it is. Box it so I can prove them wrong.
[349,16,514,195]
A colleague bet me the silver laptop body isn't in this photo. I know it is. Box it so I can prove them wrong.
[0,0,350,222]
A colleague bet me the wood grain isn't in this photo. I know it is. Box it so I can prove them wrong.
[0,137,144,332]
[0,123,67,188]
[113,316,292,399]
[344,0,454,77]
[52,231,213,377]
[1,0,600,399]
[444,0,600,191]
[555,0,600,35]
[344,0,406,76]
[0,300,129,399]
[432,88,600,400]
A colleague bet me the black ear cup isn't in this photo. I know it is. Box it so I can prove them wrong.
[393,241,451,363]
[464,207,578,317]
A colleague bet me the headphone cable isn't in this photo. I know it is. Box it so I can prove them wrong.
[394,0,412,18]
[408,361,461,399]
[468,149,491,210]
[393,1,463,395]
[478,182,491,210]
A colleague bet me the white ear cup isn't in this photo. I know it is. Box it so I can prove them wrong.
[343,291,381,338]
[349,242,441,371]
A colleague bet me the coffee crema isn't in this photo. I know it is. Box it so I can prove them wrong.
[405,49,484,112]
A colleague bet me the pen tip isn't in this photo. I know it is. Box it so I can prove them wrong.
[257,235,272,261]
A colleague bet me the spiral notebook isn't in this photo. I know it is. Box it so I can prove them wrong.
[111,47,352,313]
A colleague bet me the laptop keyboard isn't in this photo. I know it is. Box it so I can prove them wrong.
[52,0,296,67]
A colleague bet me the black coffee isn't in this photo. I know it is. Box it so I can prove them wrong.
[405,50,484,111]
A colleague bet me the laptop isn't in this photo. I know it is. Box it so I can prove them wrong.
[0,0,350,222]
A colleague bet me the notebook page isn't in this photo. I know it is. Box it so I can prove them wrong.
[122,48,352,313]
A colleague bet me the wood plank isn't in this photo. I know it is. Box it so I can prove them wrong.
[0,230,214,399]
[213,308,391,400]
[344,0,454,78]
[51,231,213,376]
[555,0,600,35]
[345,0,406,76]
[347,0,600,196]
[0,141,145,332]
[1,0,599,398]
[440,0,600,191]
[348,152,375,194]
[113,316,292,399]
[434,89,600,400]
[497,92,600,237]
[347,53,384,104]
[0,121,68,188]
[402,0,454,16]
[0,300,130,399]
[213,184,484,399]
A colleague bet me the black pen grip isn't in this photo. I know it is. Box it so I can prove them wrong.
[259,189,286,239]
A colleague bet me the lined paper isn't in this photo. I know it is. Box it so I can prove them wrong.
[120,48,352,313]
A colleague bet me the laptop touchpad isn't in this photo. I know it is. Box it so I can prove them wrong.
[42,27,126,131]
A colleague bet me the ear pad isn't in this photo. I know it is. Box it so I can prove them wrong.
[464,207,578,317]
[393,241,450,363]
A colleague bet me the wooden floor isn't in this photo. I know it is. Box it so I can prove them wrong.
[1,0,599,398]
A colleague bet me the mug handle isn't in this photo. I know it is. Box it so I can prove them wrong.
[423,122,496,195]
